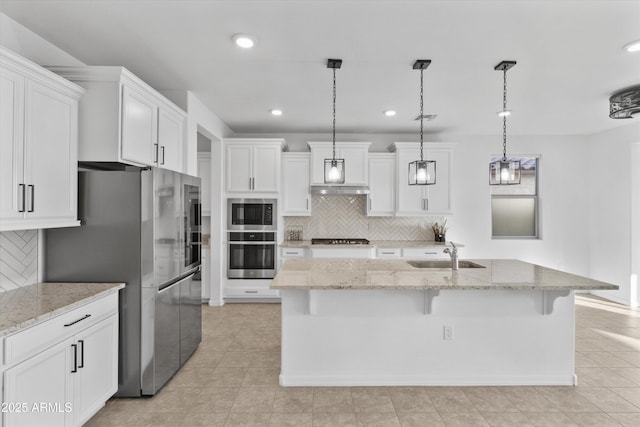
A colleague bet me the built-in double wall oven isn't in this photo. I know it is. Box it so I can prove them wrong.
[227,199,277,279]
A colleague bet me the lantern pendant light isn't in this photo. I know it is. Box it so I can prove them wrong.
[408,60,436,186]
[489,60,521,185]
[324,59,345,184]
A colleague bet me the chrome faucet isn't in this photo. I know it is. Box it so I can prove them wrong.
[443,242,458,270]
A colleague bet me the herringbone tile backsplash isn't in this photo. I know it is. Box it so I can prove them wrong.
[0,230,38,292]
[284,195,445,241]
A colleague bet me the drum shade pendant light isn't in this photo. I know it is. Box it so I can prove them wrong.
[490,60,521,185]
[408,60,436,185]
[324,59,345,184]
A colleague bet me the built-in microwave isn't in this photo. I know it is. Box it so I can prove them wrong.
[227,198,277,231]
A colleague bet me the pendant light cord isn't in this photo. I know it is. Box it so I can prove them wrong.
[502,67,508,161]
[332,67,337,160]
[420,68,424,162]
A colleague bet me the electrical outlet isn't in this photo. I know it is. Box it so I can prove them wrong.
[443,325,454,340]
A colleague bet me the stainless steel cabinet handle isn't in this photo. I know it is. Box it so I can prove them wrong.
[18,184,25,212]
[27,185,34,212]
[252,177,255,190]
[245,290,258,294]
[285,251,297,255]
[64,314,92,327]
[154,143,159,163]
[425,251,437,255]
[369,198,372,211]
[249,177,252,190]
[71,343,78,373]
[306,199,309,210]
[381,251,395,255]
[78,339,85,368]
[422,198,428,211]
[161,146,165,165]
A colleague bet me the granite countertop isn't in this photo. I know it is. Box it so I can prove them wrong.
[280,240,463,248]
[270,259,618,291]
[0,282,124,337]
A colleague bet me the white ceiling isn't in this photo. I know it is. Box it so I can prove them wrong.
[1,0,639,137]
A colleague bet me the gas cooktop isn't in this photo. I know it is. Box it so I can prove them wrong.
[311,238,370,245]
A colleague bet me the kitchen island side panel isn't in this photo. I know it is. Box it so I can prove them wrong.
[280,289,575,386]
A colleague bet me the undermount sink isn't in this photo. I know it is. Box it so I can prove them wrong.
[407,260,486,269]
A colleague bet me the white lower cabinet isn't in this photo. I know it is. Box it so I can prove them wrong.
[2,294,119,427]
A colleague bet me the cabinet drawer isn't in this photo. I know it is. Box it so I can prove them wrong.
[402,247,447,259]
[376,248,401,259]
[4,292,118,367]
[281,247,306,258]
[224,287,280,298]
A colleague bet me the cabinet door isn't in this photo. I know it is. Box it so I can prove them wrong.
[3,338,74,427]
[121,85,157,166]
[367,155,395,216]
[158,107,184,172]
[282,154,311,215]
[225,144,252,192]
[396,147,428,215]
[74,314,118,426]
[197,154,212,215]
[252,145,280,192]
[0,65,24,223]
[24,79,78,222]
[424,149,452,213]
[340,146,368,185]
[310,145,334,185]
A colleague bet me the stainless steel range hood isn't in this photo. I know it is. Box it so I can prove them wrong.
[310,185,370,195]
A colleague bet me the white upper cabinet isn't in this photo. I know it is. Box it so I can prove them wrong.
[367,153,396,216]
[46,66,186,172]
[224,138,286,193]
[0,47,84,232]
[308,142,371,185]
[391,142,453,215]
[158,107,185,172]
[121,84,157,165]
[282,153,311,216]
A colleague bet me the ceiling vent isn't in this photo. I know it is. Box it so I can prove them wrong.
[413,114,437,121]
[609,85,640,119]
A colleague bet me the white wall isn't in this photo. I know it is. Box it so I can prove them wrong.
[0,13,84,66]
[235,131,593,276]
[186,92,232,306]
[588,123,640,306]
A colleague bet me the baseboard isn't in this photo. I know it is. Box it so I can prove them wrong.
[279,373,576,387]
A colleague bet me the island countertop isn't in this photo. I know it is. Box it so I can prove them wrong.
[270,258,618,291]
[0,282,125,337]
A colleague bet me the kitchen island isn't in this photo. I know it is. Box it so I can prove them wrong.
[271,259,617,387]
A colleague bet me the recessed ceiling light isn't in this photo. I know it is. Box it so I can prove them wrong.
[384,110,396,117]
[623,39,640,53]
[270,109,283,116]
[232,33,255,49]
[497,110,512,117]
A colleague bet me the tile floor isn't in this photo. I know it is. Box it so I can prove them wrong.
[86,295,640,426]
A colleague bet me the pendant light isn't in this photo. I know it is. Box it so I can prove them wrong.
[489,60,521,185]
[408,60,436,185]
[324,58,345,184]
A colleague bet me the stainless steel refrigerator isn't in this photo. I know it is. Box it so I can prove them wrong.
[45,163,202,396]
